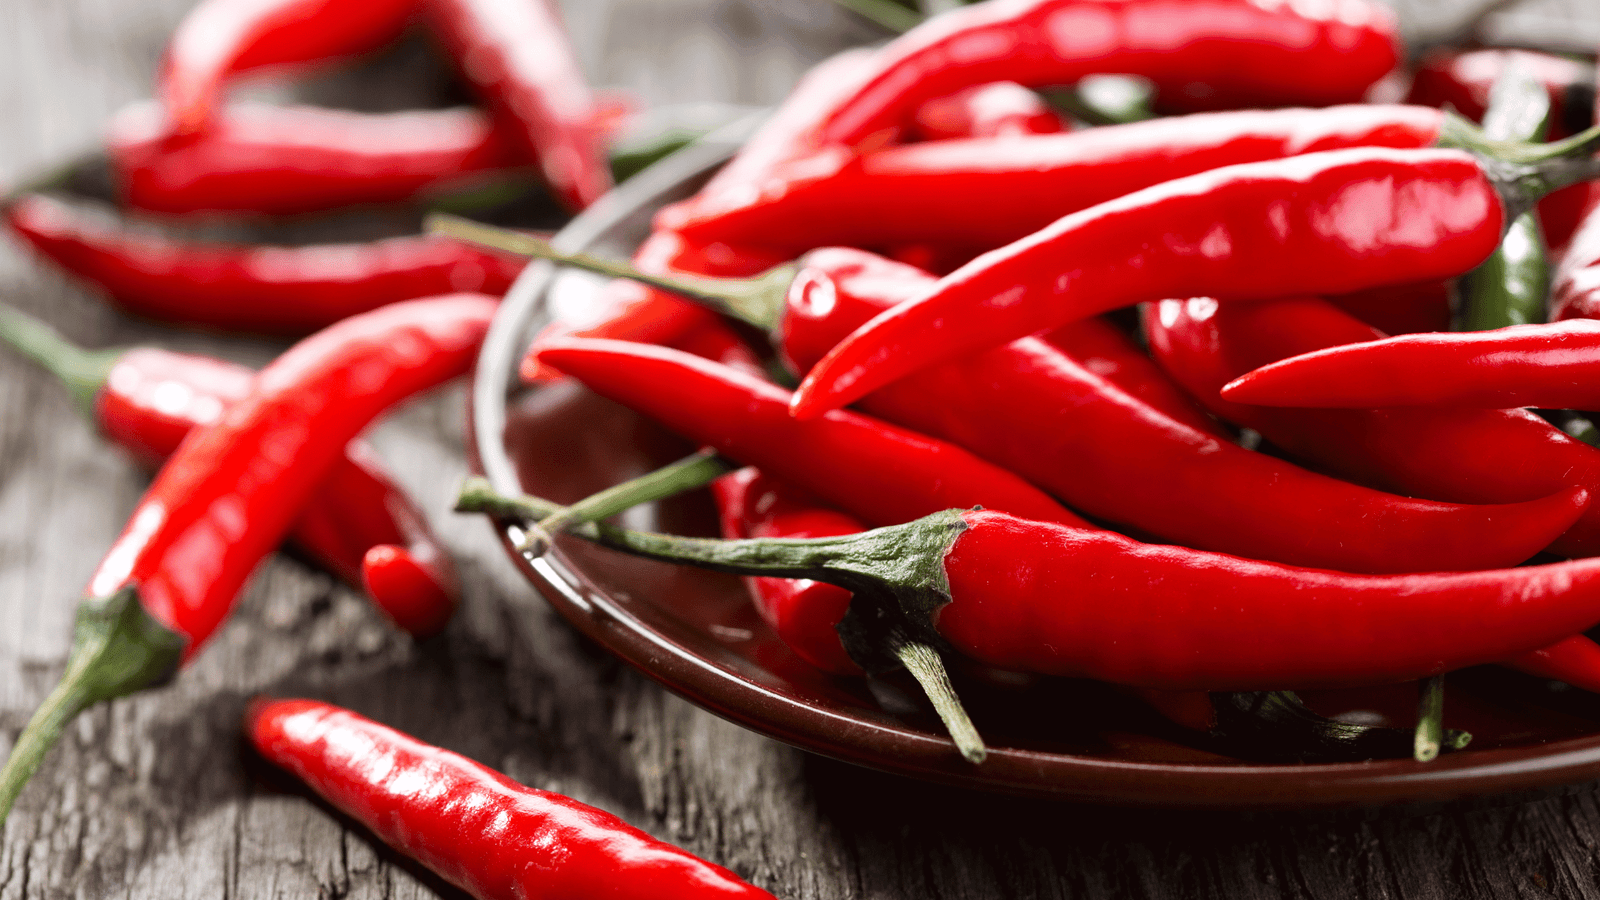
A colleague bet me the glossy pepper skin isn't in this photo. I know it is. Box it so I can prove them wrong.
[159,0,417,138]
[1144,295,1600,559]
[937,510,1600,689]
[815,0,1400,148]
[657,105,1444,253]
[773,248,1587,573]
[535,338,1087,529]
[1221,320,1600,410]
[108,101,524,217]
[425,0,611,211]
[5,194,519,335]
[97,346,458,635]
[910,81,1065,141]
[712,468,862,675]
[247,698,777,900]
[0,295,496,823]
[789,147,1505,418]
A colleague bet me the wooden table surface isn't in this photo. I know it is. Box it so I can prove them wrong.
[6,0,1600,897]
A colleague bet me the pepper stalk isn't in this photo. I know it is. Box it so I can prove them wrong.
[456,476,987,763]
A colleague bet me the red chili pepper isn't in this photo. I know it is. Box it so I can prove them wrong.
[789,146,1541,419]
[160,0,418,138]
[459,491,1600,694]
[656,104,1445,253]
[911,81,1065,141]
[765,248,1587,573]
[1408,49,1595,141]
[1221,319,1600,411]
[4,194,519,335]
[711,468,862,675]
[1326,280,1453,336]
[1554,189,1600,321]
[1041,317,1224,437]
[247,698,777,900]
[108,101,524,217]
[535,337,1087,529]
[0,304,457,634]
[813,0,1400,149]
[1143,295,1600,559]
[0,294,496,823]
[425,0,611,211]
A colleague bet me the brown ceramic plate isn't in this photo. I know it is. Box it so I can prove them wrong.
[467,121,1600,808]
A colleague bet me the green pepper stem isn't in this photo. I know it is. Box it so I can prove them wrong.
[1209,691,1468,763]
[0,585,186,824]
[0,304,124,420]
[1439,113,1600,223]
[423,213,795,331]
[523,449,734,556]
[825,0,921,33]
[456,477,988,762]
[1414,675,1448,763]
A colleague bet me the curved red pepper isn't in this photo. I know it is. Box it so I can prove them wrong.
[814,0,1400,148]
[425,0,611,211]
[535,337,1087,529]
[109,101,524,217]
[711,468,861,675]
[771,248,1586,573]
[159,0,417,138]
[5,194,520,335]
[1221,319,1600,410]
[789,147,1505,419]
[1144,295,1600,559]
[0,294,495,822]
[1554,190,1600,322]
[95,346,457,635]
[1041,317,1223,437]
[657,104,1444,253]
[247,698,776,900]
[1408,49,1595,141]
[911,81,1065,141]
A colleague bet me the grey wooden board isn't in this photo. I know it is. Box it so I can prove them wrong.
[3,0,1600,897]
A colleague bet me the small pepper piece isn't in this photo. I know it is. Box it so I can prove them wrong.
[247,698,778,900]
[0,294,496,824]
[4,194,519,335]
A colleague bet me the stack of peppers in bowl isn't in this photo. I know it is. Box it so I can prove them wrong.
[6,0,1600,896]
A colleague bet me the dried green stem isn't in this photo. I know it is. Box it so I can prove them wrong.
[1415,676,1449,763]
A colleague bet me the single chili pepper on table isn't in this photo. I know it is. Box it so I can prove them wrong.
[1220,320,1600,411]
[3,194,519,335]
[0,304,459,636]
[1144,296,1600,560]
[159,0,418,139]
[457,482,1600,703]
[425,0,611,211]
[535,337,1088,530]
[444,221,1590,574]
[789,134,1600,419]
[0,293,496,823]
[247,698,777,900]
[812,0,1401,149]
[657,104,1449,253]
[108,101,526,217]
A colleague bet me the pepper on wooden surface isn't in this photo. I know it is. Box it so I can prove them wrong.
[0,294,496,823]
[0,304,459,636]
[247,698,778,900]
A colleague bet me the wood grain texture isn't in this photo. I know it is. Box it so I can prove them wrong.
[3,0,1600,898]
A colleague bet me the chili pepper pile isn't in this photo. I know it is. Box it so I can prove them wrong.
[7,0,1600,895]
